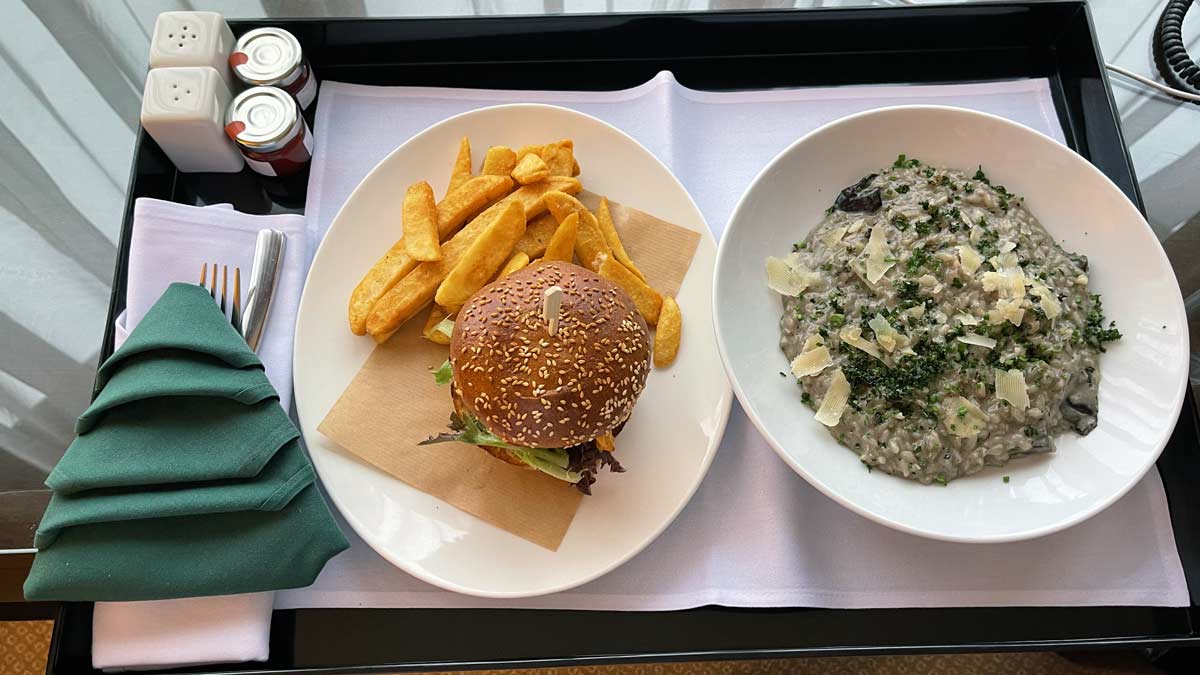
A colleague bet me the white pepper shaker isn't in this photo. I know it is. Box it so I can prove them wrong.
[140,67,244,173]
[148,12,238,93]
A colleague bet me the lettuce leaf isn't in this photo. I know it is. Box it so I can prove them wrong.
[419,413,581,483]
[431,359,453,385]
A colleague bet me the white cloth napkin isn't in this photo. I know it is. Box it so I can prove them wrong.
[91,198,308,671]
[279,72,1188,610]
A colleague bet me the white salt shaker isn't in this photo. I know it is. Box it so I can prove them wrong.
[148,12,238,93]
[140,67,244,173]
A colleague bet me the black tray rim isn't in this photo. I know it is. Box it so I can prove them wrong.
[42,2,1200,672]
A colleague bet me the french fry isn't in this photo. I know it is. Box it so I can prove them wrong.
[543,212,579,262]
[514,212,559,259]
[595,432,615,453]
[497,251,530,279]
[348,241,413,335]
[422,305,453,345]
[402,181,441,262]
[367,224,493,340]
[481,146,517,176]
[572,158,581,176]
[516,144,542,160]
[365,176,582,341]
[436,175,513,240]
[596,197,645,281]
[435,201,527,308]
[574,210,614,272]
[511,153,550,185]
[446,137,472,195]
[540,139,574,176]
[597,253,663,325]
[543,190,587,224]
[347,175,513,334]
[653,296,681,367]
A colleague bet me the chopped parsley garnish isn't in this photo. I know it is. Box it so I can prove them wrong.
[1003,475,1011,483]
[951,277,964,288]
[895,183,910,194]
[934,473,948,486]
[829,313,846,328]
[914,220,934,237]
[973,166,990,184]
[956,406,967,419]
[801,392,813,405]
[892,214,911,231]
[906,246,933,274]
[893,154,921,169]
[895,279,921,302]
[793,241,807,251]
[842,340,948,402]
[1082,293,1122,351]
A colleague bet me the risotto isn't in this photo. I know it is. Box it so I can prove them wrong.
[766,156,1121,484]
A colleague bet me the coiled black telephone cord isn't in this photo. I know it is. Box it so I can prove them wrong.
[1151,0,1200,102]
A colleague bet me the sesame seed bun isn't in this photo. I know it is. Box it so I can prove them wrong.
[449,260,651,448]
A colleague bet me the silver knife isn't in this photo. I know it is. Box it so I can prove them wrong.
[240,229,286,352]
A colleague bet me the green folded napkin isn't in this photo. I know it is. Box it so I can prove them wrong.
[76,349,276,434]
[96,283,262,388]
[35,438,314,548]
[48,398,297,495]
[24,484,348,601]
[26,282,348,603]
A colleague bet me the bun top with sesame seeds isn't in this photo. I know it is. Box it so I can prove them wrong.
[450,260,651,448]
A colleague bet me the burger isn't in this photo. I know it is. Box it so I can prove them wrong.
[421,260,651,493]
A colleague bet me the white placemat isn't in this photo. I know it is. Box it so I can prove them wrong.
[284,72,1189,609]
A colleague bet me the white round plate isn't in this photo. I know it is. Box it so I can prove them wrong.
[294,104,731,597]
[714,105,1188,543]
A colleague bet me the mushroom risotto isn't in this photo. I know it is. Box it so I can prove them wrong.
[766,156,1122,484]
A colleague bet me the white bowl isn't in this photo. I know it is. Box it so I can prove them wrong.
[714,105,1189,543]
[294,104,731,596]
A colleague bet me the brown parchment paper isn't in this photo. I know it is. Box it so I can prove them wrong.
[318,196,702,551]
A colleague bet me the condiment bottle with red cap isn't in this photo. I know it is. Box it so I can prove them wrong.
[224,86,312,177]
[229,27,316,110]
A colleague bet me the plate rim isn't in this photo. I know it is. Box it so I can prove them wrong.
[712,103,1189,544]
[294,102,731,597]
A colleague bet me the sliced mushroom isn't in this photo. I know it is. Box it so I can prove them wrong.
[834,174,883,213]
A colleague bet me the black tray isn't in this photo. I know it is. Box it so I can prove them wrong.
[49,2,1200,673]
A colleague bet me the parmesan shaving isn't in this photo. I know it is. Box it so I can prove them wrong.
[791,346,833,378]
[868,314,909,353]
[820,226,848,248]
[993,298,1025,326]
[957,332,997,349]
[1029,281,1061,321]
[957,244,983,275]
[846,218,865,234]
[839,325,883,359]
[999,240,1017,253]
[994,369,1030,410]
[803,334,825,351]
[766,255,820,296]
[814,369,850,427]
[863,225,895,284]
[904,304,926,318]
[955,313,980,326]
[942,396,989,438]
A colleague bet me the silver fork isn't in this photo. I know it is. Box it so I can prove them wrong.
[199,262,242,332]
